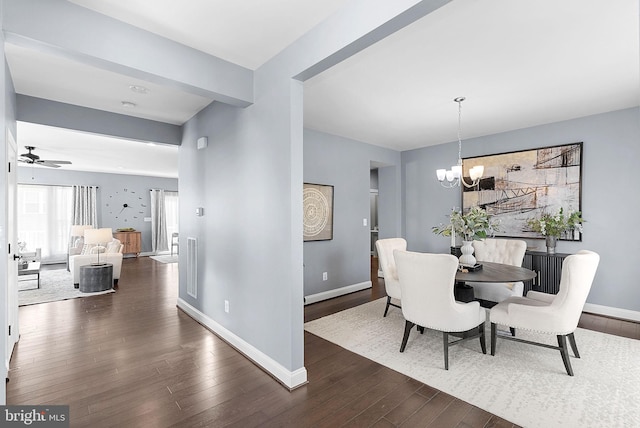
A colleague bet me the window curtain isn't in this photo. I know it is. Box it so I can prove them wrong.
[150,189,168,253]
[17,184,74,263]
[72,185,98,227]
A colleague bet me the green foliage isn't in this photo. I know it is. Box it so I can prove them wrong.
[527,208,584,237]
[432,206,499,241]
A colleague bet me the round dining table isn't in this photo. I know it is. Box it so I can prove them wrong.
[454,261,537,303]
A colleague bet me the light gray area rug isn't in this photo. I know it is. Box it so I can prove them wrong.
[150,255,178,264]
[305,298,640,428]
[18,269,115,306]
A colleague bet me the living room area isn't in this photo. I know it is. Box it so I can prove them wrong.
[16,137,179,306]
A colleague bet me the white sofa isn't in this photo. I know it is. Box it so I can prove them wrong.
[69,239,124,286]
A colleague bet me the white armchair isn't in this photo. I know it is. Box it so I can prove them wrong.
[470,238,527,304]
[490,250,600,376]
[394,250,486,370]
[375,238,407,317]
[69,238,124,287]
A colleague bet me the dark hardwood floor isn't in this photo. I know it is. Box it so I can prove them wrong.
[7,256,639,427]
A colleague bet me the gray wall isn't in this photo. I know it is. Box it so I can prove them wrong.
[17,167,178,254]
[402,107,640,312]
[303,129,401,297]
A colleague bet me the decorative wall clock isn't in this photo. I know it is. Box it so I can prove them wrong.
[106,188,147,223]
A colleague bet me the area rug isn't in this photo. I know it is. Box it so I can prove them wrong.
[18,269,115,306]
[304,298,640,428]
[150,255,178,264]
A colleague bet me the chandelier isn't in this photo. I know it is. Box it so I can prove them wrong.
[436,97,484,188]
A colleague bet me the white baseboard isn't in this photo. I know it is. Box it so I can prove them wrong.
[583,303,640,323]
[176,298,307,390]
[304,281,372,305]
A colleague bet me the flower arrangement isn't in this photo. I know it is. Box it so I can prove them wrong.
[527,208,584,238]
[432,206,499,241]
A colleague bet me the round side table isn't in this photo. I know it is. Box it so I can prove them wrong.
[79,263,113,293]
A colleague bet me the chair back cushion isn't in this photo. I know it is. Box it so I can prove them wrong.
[473,238,526,267]
[394,250,483,332]
[375,238,406,300]
[551,250,600,330]
[105,239,123,253]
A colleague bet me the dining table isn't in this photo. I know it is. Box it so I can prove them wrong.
[454,261,537,303]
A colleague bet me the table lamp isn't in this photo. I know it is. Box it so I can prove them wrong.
[84,228,113,266]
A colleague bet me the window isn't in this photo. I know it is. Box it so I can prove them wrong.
[165,191,179,240]
[17,185,73,263]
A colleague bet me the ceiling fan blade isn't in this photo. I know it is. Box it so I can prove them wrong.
[36,161,62,168]
[39,160,72,165]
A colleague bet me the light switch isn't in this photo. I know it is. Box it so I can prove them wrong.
[363,218,368,227]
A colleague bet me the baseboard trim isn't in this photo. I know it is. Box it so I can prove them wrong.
[583,303,640,323]
[304,281,372,305]
[176,298,307,390]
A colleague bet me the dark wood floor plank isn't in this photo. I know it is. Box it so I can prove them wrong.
[6,256,637,427]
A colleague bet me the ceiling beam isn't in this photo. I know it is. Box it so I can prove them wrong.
[3,0,253,107]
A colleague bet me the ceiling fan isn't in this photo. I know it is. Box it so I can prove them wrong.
[19,146,72,168]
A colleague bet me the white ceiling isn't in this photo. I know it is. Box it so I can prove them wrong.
[7,0,639,177]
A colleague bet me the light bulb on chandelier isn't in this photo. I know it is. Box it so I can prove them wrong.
[436,97,484,188]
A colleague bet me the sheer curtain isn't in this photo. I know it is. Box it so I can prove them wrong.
[72,185,98,226]
[164,191,179,239]
[17,185,73,263]
[150,189,168,252]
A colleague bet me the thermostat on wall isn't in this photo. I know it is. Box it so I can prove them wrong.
[197,136,208,150]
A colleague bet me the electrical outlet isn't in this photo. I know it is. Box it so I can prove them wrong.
[322,272,328,281]
[224,300,229,313]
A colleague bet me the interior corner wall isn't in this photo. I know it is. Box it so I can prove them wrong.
[17,168,178,254]
[179,77,305,376]
[303,129,401,298]
[402,107,640,312]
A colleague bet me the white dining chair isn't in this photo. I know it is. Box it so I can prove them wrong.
[490,250,600,376]
[394,250,486,370]
[375,238,406,317]
[470,238,527,305]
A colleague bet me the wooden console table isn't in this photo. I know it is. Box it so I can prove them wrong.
[113,231,141,257]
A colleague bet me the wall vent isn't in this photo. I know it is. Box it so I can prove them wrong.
[187,237,197,298]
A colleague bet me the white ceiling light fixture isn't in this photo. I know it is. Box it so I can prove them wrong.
[436,97,484,188]
[121,101,136,108]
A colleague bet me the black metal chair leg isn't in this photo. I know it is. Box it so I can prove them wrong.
[568,332,580,358]
[443,332,449,370]
[417,326,425,334]
[510,327,516,336]
[557,335,574,376]
[490,323,497,355]
[479,322,486,354]
[400,321,415,352]
[383,296,391,317]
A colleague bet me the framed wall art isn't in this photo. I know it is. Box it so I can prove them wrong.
[303,183,334,241]
[462,142,583,240]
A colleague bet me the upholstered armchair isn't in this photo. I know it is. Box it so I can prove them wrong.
[470,238,527,305]
[490,250,600,376]
[69,235,124,287]
[68,225,94,270]
[375,238,407,317]
[394,250,486,370]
